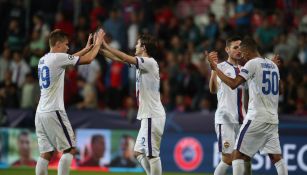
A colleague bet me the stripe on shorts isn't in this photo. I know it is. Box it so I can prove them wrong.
[148,118,152,157]
[218,124,222,152]
[236,120,251,150]
[56,111,72,147]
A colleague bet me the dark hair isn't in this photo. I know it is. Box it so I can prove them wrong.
[18,130,29,140]
[226,36,241,47]
[49,29,68,47]
[240,36,258,52]
[91,134,104,144]
[139,34,158,57]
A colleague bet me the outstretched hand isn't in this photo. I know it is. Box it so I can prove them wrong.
[206,51,218,70]
[84,33,93,51]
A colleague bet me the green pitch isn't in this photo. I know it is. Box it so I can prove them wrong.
[0,168,210,175]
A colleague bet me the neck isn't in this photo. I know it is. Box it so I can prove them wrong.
[227,57,238,66]
[249,52,261,59]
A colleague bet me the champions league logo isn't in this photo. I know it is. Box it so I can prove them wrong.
[174,137,203,171]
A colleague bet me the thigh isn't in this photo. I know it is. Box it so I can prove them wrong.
[235,120,267,157]
[35,112,54,153]
[215,123,238,154]
[134,117,165,157]
[41,111,76,152]
[260,124,282,155]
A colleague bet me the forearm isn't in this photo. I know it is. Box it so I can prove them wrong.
[209,70,218,94]
[73,47,90,56]
[79,45,100,65]
[104,45,136,65]
[101,49,124,62]
[215,68,239,89]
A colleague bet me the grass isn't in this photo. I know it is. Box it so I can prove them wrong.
[0,168,210,175]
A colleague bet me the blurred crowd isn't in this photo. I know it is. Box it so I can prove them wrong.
[0,0,306,116]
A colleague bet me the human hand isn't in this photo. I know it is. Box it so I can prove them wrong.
[206,51,218,70]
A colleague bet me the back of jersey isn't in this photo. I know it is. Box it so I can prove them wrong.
[36,53,79,113]
[239,57,280,124]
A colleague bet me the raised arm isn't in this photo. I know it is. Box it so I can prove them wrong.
[78,30,104,65]
[99,48,124,62]
[73,33,93,56]
[205,51,219,94]
[208,51,245,89]
[100,30,137,65]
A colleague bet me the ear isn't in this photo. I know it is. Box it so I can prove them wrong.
[225,46,229,54]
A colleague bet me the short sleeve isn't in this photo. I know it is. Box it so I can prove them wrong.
[56,53,79,67]
[239,60,255,80]
[135,56,156,70]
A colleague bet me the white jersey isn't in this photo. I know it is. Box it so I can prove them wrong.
[215,61,246,124]
[36,53,79,113]
[129,56,165,120]
[239,57,280,124]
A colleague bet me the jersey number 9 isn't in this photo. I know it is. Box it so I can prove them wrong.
[262,70,278,95]
[38,66,50,89]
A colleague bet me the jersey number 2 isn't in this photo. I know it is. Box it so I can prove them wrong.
[38,66,50,89]
[262,70,278,95]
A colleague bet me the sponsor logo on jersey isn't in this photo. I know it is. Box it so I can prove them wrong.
[68,55,74,60]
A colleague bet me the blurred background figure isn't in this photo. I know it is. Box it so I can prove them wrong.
[110,134,137,167]
[79,134,105,167]
[12,131,36,167]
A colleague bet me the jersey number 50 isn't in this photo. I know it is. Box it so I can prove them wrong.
[262,70,278,95]
[38,66,50,89]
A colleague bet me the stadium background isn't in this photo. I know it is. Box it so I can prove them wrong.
[0,0,306,174]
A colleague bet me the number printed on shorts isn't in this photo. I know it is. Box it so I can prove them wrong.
[141,137,146,146]
[38,66,50,89]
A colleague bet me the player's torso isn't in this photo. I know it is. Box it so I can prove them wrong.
[37,53,65,113]
[246,58,279,123]
[135,59,165,119]
[215,62,246,124]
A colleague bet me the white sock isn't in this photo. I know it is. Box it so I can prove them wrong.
[244,161,252,175]
[214,160,230,175]
[275,159,288,175]
[36,157,49,175]
[136,154,150,175]
[58,153,73,175]
[149,157,162,175]
[233,159,245,175]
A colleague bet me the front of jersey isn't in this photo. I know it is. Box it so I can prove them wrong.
[215,61,246,124]
[239,57,280,124]
[130,57,165,120]
[36,53,79,113]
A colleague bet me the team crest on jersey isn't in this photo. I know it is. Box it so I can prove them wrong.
[224,141,230,148]
[174,137,203,171]
[68,55,74,60]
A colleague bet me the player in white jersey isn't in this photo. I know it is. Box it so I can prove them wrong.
[35,29,104,175]
[208,37,288,175]
[208,36,251,175]
[99,31,165,175]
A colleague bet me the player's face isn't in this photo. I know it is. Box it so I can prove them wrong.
[18,135,30,157]
[135,39,143,56]
[240,46,250,61]
[57,39,69,53]
[227,40,241,60]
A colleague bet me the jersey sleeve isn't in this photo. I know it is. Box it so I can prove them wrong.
[239,60,255,80]
[135,56,156,71]
[56,53,80,67]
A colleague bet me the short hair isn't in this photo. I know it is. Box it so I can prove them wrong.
[18,130,29,140]
[139,34,158,57]
[91,134,104,144]
[240,36,258,52]
[49,29,68,47]
[226,36,242,47]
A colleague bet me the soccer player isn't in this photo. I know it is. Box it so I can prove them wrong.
[35,29,104,175]
[99,31,165,175]
[208,36,251,175]
[208,37,288,175]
